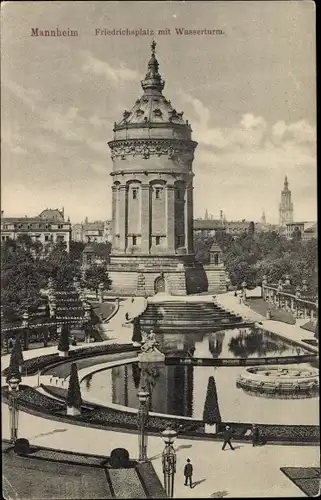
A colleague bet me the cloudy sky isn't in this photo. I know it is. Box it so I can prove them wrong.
[1,0,316,224]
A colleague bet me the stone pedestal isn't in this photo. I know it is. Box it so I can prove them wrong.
[138,350,165,363]
[58,351,69,358]
[67,406,81,416]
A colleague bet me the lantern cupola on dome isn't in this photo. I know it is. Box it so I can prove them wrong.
[114,41,188,131]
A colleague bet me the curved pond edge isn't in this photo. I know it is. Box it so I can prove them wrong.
[1,385,319,446]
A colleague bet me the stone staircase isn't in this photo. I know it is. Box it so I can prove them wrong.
[138,300,246,332]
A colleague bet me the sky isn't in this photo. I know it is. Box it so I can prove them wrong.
[1,0,316,224]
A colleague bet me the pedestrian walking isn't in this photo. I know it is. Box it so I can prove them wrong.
[184,458,193,488]
[251,424,260,447]
[221,425,235,451]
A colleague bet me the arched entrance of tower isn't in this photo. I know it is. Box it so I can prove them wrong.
[154,275,166,294]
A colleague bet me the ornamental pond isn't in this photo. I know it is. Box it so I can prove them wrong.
[80,327,319,426]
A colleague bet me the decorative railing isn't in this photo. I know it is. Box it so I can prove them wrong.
[261,276,318,322]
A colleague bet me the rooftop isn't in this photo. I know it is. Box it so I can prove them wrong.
[2,440,165,499]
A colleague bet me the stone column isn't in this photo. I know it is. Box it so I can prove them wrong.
[185,185,193,254]
[140,184,151,254]
[166,184,175,253]
[119,185,128,253]
[290,297,295,313]
[111,184,118,248]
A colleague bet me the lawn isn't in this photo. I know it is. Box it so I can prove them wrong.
[92,302,116,321]
[245,298,296,325]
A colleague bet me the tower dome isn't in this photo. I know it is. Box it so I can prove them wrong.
[110,40,194,148]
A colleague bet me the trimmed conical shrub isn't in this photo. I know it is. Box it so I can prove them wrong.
[66,363,82,415]
[58,324,70,356]
[6,342,22,384]
[203,376,222,425]
[132,317,142,344]
[12,338,24,366]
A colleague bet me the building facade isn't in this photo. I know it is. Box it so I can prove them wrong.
[107,42,225,295]
[1,208,71,251]
[279,175,294,227]
[71,218,112,243]
[285,221,317,240]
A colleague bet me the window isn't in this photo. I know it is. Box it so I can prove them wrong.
[156,236,161,246]
[1,236,5,241]
[132,189,138,200]
[58,224,63,229]
[176,235,184,247]
[132,236,137,246]
[57,235,64,243]
[45,235,49,242]
[175,190,181,200]
[155,188,161,199]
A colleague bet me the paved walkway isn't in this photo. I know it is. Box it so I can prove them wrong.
[97,297,147,342]
[1,402,318,498]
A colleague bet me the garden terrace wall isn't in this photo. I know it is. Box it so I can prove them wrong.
[3,384,318,444]
[2,344,140,377]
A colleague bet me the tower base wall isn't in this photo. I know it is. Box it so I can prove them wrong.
[107,255,226,296]
[203,264,227,294]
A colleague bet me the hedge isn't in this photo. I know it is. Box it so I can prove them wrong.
[2,343,139,377]
[3,384,318,443]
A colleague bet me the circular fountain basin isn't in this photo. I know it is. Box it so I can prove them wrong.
[236,366,319,399]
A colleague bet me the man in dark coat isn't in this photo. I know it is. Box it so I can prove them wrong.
[222,425,235,451]
[251,424,259,447]
[184,458,193,488]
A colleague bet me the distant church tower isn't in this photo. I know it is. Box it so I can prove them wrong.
[279,175,294,227]
[107,42,225,296]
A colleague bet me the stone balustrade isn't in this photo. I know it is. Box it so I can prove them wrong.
[261,277,317,322]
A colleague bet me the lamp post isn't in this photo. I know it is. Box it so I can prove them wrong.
[161,427,177,498]
[83,302,92,343]
[8,375,21,443]
[98,282,104,304]
[137,389,149,461]
[21,311,29,351]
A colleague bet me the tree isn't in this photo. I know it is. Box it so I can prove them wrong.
[203,376,222,425]
[248,221,255,235]
[90,242,111,260]
[292,226,302,242]
[1,242,45,320]
[58,324,70,355]
[69,241,86,262]
[83,263,111,298]
[44,242,81,288]
[66,363,82,410]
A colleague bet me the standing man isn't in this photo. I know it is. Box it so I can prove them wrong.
[184,458,193,488]
[222,425,235,451]
[251,424,259,447]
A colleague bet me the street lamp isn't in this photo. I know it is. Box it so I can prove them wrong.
[161,427,177,498]
[137,389,149,461]
[8,375,21,443]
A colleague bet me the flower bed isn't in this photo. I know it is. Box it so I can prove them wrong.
[2,343,139,376]
[2,385,64,412]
